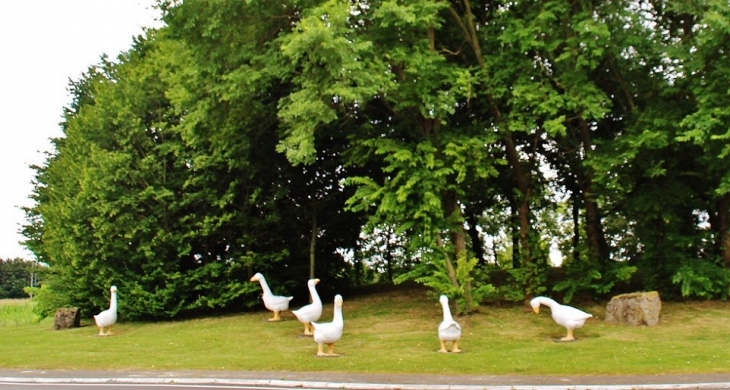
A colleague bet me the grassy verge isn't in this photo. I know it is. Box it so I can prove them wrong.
[0,299,43,327]
[1,287,729,376]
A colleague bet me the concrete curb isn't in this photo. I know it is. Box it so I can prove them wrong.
[2,376,730,390]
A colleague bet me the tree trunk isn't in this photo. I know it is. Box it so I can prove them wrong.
[504,133,532,266]
[385,233,393,282]
[448,2,533,268]
[436,234,458,288]
[309,213,317,279]
[443,190,474,309]
[424,26,473,308]
[572,189,581,263]
[717,194,730,268]
[509,196,521,269]
[578,118,610,265]
[465,206,486,265]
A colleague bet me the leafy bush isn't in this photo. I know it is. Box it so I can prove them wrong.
[497,262,548,302]
[672,259,730,299]
[29,283,67,320]
[395,254,496,314]
[554,260,637,302]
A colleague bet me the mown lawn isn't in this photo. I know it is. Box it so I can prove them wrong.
[1,285,729,376]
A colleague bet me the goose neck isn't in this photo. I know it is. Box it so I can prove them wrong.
[110,291,118,311]
[536,296,557,308]
[309,284,321,304]
[333,303,343,323]
[441,299,454,322]
[258,277,272,295]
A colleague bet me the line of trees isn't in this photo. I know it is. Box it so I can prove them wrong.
[22,0,729,319]
[0,258,42,299]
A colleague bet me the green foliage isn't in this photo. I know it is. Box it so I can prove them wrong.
[498,261,548,303]
[22,287,39,297]
[26,1,368,320]
[0,259,44,299]
[20,0,730,323]
[455,256,498,310]
[29,283,67,320]
[553,265,601,303]
[554,261,638,303]
[346,139,453,240]
[355,223,416,283]
[394,254,495,314]
[276,0,392,165]
[672,260,730,300]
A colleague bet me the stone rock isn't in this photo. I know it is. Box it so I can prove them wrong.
[53,307,81,330]
[605,291,661,326]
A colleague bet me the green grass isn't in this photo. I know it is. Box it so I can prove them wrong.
[0,299,44,327]
[1,287,729,376]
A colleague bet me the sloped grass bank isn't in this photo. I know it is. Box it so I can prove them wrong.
[0,288,728,375]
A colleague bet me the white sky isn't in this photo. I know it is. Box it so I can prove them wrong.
[0,1,163,260]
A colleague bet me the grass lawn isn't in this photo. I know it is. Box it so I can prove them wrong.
[1,285,729,376]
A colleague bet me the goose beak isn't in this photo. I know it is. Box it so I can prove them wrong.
[532,307,540,314]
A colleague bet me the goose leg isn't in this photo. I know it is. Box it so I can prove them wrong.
[438,340,448,353]
[303,323,313,336]
[326,343,338,356]
[269,311,282,322]
[317,343,327,356]
[451,340,462,353]
[561,328,575,341]
[106,326,114,336]
[98,327,106,336]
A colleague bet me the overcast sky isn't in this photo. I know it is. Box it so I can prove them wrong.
[0,1,162,260]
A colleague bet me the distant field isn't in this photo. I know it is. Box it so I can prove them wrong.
[1,286,729,376]
[0,299,43,327]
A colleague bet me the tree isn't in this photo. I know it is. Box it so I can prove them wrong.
[23,0,730,317]
[677,0,730,268]
[0,258,41,299]
[160,0,368,291]
[273,0,511,311]
[27,1,371,319]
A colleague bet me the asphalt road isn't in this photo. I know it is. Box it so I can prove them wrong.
[0,385,301,390]
[2,369,730,390]
[0,384,307,390]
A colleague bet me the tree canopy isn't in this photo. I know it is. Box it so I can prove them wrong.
[0,258,44,299]
[23,0,730,319]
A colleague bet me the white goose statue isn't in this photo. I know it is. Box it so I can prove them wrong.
[530,296,592,341]
[437,295,462,353]
[292,278,322,336]
[312,294,344,356]
[94,285,118,336]
[250,272,293,321]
